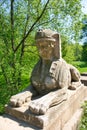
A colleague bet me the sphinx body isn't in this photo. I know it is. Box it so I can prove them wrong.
[31,59,80,94]
[10,29,81,115]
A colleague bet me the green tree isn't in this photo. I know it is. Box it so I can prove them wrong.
[80,15,87,61]
[61,35,83,62]
[74,43,82,61]
[0,0,84,93]
[82,42,87,61]
[63,44,76,62]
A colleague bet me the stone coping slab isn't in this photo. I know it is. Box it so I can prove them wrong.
[62,108,83,130]
[5,85,87,130]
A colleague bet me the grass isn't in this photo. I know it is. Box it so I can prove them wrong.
[70,61,87,73]
[79,101,87,130]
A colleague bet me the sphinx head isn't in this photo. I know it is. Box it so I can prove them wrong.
[35,29,61,61]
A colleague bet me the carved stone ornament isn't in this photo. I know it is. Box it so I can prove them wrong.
[9,29,81,115]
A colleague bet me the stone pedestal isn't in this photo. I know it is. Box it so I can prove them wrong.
[5,84,87,130]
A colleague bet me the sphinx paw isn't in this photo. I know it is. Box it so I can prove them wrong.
[29,101,49,115]
[10,91,32,107]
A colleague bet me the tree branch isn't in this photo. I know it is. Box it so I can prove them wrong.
[14,0,50,53]
[0,0,6,6]
[1,64,9,85]
[35,18,54,28]
[10,0,15,51]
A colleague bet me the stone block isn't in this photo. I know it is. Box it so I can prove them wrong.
[63,109,83,130]
[5,85,87,130]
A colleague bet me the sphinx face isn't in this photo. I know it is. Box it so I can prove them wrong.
[35,29,61,60]
[36,40,55,60]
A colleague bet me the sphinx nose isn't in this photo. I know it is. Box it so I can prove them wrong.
[35,31,45,39]
[38,28,43,32]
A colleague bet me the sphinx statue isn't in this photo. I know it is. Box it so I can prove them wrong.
[10,29,81,115]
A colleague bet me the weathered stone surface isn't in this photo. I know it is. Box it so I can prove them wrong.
[0,114,36,130]
[81,73,87,86]
[5,85,87,129]
[62,109,83,130]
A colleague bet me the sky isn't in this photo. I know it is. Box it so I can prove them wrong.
[81,0,87,14]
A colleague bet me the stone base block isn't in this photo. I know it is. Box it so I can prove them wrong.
[62,109,83,130]
[5,85,87,130]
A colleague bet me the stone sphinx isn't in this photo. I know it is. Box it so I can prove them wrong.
[10,29,81,115]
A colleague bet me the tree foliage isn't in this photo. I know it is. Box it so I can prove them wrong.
[0,0,84,94]
[80,15,87,61]
[61,35,82,62]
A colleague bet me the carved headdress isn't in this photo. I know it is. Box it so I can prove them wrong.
[35,29,62,59]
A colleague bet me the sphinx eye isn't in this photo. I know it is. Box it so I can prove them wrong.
[48,44,54,48]
[50,43,54,47]
[51,44,54,47]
